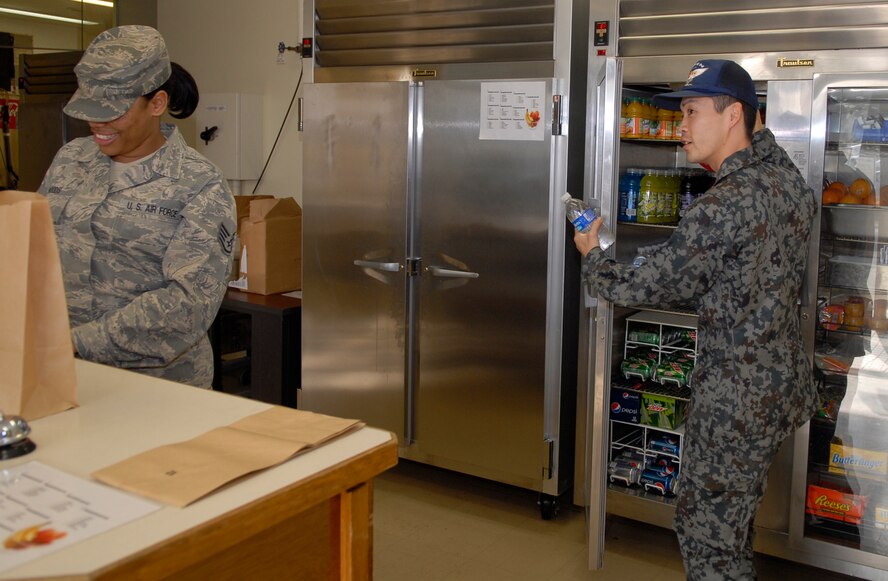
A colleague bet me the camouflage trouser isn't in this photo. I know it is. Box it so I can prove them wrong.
[674,473,766,581]
[673,425,788,581]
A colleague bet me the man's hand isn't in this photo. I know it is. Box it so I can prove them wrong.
[572,217,604,257]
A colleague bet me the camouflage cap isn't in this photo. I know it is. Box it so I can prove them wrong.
[64,25,172,122]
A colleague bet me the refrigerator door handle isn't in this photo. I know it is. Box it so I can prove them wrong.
[426,265,480,279]
[353,259,403,272]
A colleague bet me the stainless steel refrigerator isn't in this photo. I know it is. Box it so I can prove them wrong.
[299,0,587,513]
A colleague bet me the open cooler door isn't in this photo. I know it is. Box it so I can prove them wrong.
[583,56,622,570]
[791,72,888,577]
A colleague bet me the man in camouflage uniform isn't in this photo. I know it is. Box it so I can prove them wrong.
[574,60,819,579]
[39,26,236,387]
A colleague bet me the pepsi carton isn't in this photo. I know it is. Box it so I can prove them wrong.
[610,387,642,424]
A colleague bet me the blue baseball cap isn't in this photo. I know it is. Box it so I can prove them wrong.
[652,59,758,111]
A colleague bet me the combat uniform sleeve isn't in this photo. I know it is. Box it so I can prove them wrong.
[584,192,733,310]
[72,175,236,368]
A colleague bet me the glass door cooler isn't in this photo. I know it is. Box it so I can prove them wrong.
[794,72,888,573]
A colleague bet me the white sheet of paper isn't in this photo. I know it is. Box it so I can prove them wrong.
[0,461,159,574]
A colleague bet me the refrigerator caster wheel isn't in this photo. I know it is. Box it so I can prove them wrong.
[539,494,558,520]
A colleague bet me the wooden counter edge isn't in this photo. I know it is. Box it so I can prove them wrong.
[40,433,398,581]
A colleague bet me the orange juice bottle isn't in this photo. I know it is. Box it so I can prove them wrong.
[656,107,673,140]
[620,99,628,138]
[641,99,652,139]
[671,110,683,140]
[626,98,643,139]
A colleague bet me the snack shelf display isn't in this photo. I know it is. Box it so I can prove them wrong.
[607,311,696,499]
[806,83,888,558]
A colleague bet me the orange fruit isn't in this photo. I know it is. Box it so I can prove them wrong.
[840,193,863,205]
[880,186,888,206]
[829,181,850,197]
[850,178,874,199]
[822,187,842,206]
[821,182,848,206]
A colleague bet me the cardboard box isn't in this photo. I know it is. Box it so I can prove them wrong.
[640,390,687,430]
[230,197,301,295]
[828,443,888,481]
[610,386,642,424]
[805,484,867,525]
[234,195,274,229]
[230,195,274,280]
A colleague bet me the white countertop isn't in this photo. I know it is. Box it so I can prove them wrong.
[0,360,393,579]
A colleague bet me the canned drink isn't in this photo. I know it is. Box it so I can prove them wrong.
[609,463,640,486]
[640,468,675,495]
[649,436,681,456]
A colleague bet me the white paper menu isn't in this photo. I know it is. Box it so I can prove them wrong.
[0,461,159,574]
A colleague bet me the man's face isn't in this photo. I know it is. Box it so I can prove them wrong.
[678,96,736,170]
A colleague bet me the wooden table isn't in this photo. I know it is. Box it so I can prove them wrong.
[210,288,302,407]
[0,360,397,580]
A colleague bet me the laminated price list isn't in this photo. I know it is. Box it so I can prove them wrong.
[0,461,159,574]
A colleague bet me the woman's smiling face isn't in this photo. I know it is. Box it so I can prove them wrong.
[88,92,167,163]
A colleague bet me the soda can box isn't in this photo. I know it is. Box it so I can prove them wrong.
[610,387,642,424]
[641,391,688,429]
[806,484,867,524]
[828,443,888,481]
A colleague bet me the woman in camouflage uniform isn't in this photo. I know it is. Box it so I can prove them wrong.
[39,26,236,388]
[574,60,819,580]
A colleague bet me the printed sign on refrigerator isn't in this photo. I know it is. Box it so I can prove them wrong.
[479,81,546,141]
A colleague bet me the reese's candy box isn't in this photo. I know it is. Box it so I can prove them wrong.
[805,484,867,525]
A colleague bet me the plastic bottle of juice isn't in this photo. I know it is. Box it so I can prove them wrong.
[618,168,641,223]
[667,169,681,222]
[638,169,657,224]
[641,99,652,139]
[655,170,671,224]
[656,107,673,140]
[620,99,628,138]
[679,169,695,219]
[626,98,643,139]
[627,169,641,223]
[649,103,660,140]
[671,110,683,140]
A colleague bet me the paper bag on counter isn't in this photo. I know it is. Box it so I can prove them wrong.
[0,191,78,420]
[92,407,363,507]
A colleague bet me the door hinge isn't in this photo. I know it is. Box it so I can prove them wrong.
[541,438,555,480]
[551,94,563,136]
[406,257,422,276]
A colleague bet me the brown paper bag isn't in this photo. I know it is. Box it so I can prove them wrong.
[92,407,363,507]
[0,191,77,420]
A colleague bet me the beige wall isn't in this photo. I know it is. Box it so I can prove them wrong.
[158,0,304,202]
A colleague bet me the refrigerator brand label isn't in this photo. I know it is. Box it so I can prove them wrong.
[828,443,887,480]
[412,69,437,79]
[776,58,814,67]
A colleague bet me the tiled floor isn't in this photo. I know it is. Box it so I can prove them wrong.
[373,460,860,581]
